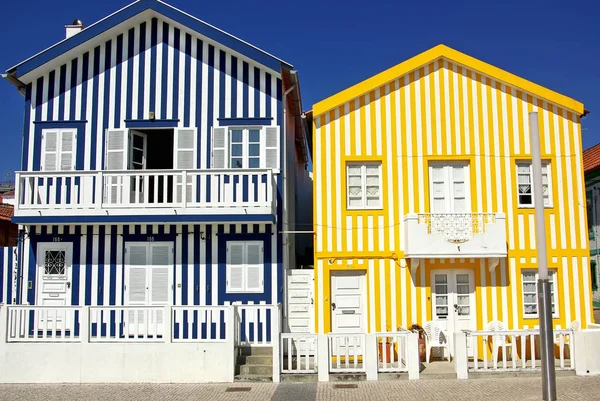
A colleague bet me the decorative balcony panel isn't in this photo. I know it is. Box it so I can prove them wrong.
[13,169,277,224]
[403,213,507,258]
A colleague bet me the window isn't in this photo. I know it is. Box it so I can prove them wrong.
[347,163,382,209]
[429,162,470,213]
[226,241,264,293]
[516,162,552,207]
[592,260,598,292]
[211,126,279,170]
[41,129,76,171]
[522,269,557,317]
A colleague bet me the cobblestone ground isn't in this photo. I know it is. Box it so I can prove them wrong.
[1,376,599,401]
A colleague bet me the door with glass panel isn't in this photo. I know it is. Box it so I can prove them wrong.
[431,270,476,356]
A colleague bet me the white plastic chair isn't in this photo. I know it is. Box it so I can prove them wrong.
[555,320,580,356]
[423,321,450,363]
[486,320,513,367]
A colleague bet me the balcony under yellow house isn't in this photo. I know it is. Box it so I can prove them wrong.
[311,44,594,374]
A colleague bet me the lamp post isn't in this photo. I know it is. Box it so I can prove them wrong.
[529,111,556,401]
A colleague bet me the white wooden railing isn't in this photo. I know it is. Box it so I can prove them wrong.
[328,333,365,373]
[15,168,276,213]
[89,306,166,342]
[375,331,411,373]
[235,304,280,346]
[6,305,81,342]
[172,306,229,342]
[281,333,318,374]
[467,328,575,371]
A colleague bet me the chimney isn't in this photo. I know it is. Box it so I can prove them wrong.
[65,19,84,39]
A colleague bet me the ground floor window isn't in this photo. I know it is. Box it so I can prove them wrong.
[226,241,264,293]
[592,260,598,291]
[522,269,557,318]
[124,242,173,306]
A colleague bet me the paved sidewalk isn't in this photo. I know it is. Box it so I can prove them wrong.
[1,376,599,401]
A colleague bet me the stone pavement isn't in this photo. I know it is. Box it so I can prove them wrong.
[1,376,600,401]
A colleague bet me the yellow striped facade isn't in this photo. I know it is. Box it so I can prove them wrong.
[312,45,593,334]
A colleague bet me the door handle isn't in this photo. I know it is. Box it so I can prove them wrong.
[331,303,336,310]
[454,304,458,312]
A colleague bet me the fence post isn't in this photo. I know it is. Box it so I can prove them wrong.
[365,334,378,380]
[226,306,236,382]
[164,306,172,344]
[407,332,420,380]
[272,305,281,383]
[80,306,89,344]
[453,332,468,379]
[317,334,329,382]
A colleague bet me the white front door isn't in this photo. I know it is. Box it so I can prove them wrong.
[431,269,476,355]
[330,271,366,333]
[124,242,173,336]
[286,269,315,354]
[36,242,73,329]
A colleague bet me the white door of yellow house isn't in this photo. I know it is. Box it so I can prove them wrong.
[330,271,367,355]
[286,269,315,354]
[431,270,476,356]
[429,162,471,213]
[36,242,73,330]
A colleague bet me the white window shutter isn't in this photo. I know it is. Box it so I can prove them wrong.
[151,244,171,265]
[226,242,245,292]
[150,267,170,304]
[174,128,196,170]
[430,165,447,213]
[211,127,227,168]
[246,243,264,292]
[263,126,280,170]
[42,130,59,171]
[60,130,76,171]
[127,267,147,304]
[105,129,128,170]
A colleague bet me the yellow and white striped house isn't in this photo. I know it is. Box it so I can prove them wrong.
[311,44,593,338]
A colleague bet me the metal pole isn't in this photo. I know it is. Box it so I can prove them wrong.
[529,111,557,401]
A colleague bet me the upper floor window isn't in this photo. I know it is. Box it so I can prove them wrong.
[522,269,557,318]
[212,126,279,170]
[428,162,470,213]
[516,162,552,208]
[41,129,76,171]
[347,163,382,209]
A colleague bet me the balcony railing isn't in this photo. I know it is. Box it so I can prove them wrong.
[14,169,276,218]
[404,212,507,258]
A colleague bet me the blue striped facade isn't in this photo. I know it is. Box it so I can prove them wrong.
[21,223,281,307]
[9,5,300,320]
[0,247,15,304]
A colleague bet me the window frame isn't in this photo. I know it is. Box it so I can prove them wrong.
[228,127,262,169]
[521,269,558,319]
[225,240,264,294]
[40,128,77,172]
[346,162,383,210]
[516,161,553,208]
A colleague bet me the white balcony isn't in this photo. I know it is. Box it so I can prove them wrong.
[403,213,507,258]
[14,169,277,224]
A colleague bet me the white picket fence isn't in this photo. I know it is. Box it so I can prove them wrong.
[467,328,575,371]
[328,333,366,373]
[235,304,280,346]
[280,333,318,374]
[6,305,81,342]
[375,331,411,373]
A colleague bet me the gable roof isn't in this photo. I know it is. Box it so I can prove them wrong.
[584,143,600,174]
[313,44,585,117]
[6,0,291,81]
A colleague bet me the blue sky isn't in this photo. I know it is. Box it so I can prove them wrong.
[1,0,598,180]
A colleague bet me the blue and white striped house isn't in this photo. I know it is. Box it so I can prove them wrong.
[3,0,311,345]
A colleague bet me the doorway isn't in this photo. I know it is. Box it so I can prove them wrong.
[36,242,73,329]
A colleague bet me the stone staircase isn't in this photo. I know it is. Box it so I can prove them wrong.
[235,346,274,382]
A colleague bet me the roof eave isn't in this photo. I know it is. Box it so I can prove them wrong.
[313,44,585,117]
[1,73,26,96]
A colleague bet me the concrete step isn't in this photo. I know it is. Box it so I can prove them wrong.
[281,373,318,383]
[237,355,273,365]
[239,364,273,375]
[234,374,273,382]
[238,346,273,356]
[330,373,367,381]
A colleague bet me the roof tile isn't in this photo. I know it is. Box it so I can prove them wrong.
[584,143,600,173]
